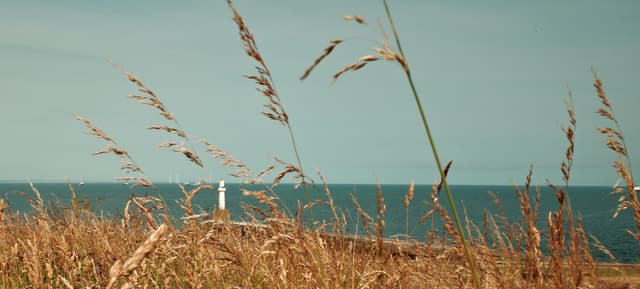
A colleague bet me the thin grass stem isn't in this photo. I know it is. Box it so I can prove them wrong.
[382,1,481,288]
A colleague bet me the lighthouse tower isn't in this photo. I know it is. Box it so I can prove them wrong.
[213,179,230,222]
[218,179,226,210]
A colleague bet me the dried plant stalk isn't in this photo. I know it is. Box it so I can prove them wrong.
[333,59,373,82]
[58,276,74,289]
[418,161,453,224]
[343,15,367,24]
[106,224,167,289]
[0,198,4,211]
[318,172,341,232]
[375,183,386,255]
[179,184,213,226]
[593,69,640,239]
[270,157,305,188]
[27,181,46,217]
[201,138,255,182]
[351,194,373,242]
[300,39,343,81]
[403,180,415,209]
[147,125,186,138]
[513,165,542,282]
[75,115,153,188]
[125,197,164,230]
[171,146,204,168]
[227,0,287,126]
[227,0,311,215]
[112,64,205,171]
[242,190,285,219]
[562,86,576,186]
[403,180,414,235]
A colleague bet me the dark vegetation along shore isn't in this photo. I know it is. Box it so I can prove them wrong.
[1,1,640,288]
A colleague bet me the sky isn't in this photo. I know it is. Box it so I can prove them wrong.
[1,0,639,186]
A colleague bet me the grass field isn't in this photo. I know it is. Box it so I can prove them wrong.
[2,1,639,288]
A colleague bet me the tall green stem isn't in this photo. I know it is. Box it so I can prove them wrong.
[382,1,480,288]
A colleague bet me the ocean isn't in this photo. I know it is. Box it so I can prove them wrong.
[0,182,637,263]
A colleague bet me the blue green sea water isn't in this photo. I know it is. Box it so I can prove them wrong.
[0,182,637,263]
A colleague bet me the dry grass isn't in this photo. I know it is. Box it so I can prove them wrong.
[2,2,639,289]
[2,179,638,289]
[0,192,461,289]
[593,70,640,240]
[75,115,153,189]
[226,0,308,193]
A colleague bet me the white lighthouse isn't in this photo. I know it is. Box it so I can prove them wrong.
[218,179,226,210]
[213,179,230,222]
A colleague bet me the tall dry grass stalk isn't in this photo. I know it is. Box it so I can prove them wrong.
[110,64,205,171]
[562,87,577,188]
[375,183,386,255]
[179,183,213,227]
[73,118,162,229]
[27,181,47,220]
[563,88,595,288]
[75,115,154,189]
[106,224,167,289]
[201,138,257,184]
[117,62,262,189]
[318,172,342,233]
[242,190,286,220]
[422,162,463,249]
[124,196,164,230]
[0,198,6,230]
[513,165,542,283]
[593,69,640,240]
[300,39,343,81]
[351,193,374,243]
[226,0,310,200]
[404,180,415,236]
[542,90,597,289]
[65,178,84,217]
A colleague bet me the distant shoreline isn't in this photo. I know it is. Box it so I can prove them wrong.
[0,180,616,187]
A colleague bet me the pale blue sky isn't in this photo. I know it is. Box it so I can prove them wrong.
[1,0,639,185]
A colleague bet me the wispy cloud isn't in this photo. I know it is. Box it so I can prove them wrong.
[0,40,104,61]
